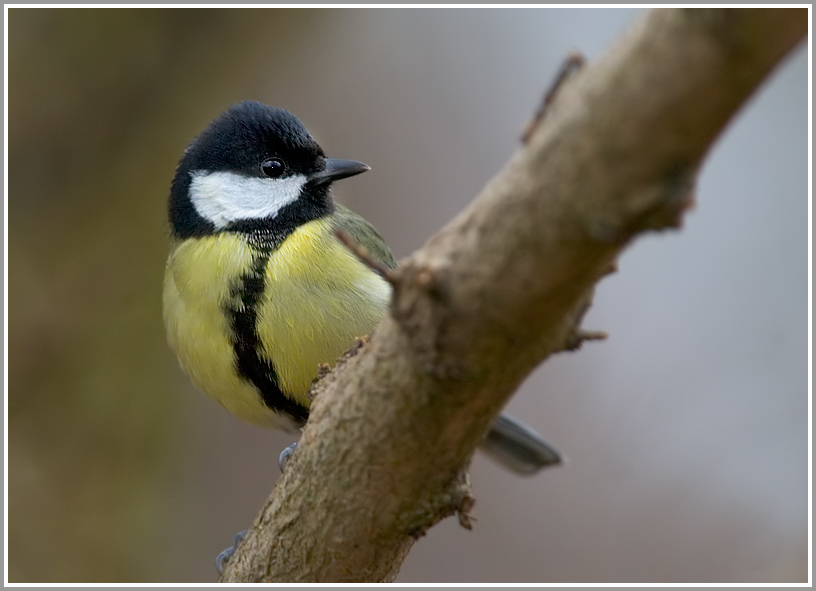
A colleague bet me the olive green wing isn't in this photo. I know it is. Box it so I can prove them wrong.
[332,204,397,270]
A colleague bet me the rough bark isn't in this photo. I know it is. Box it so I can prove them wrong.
[219,8,807,583]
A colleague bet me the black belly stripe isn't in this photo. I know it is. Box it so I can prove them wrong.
[225,243,310,426]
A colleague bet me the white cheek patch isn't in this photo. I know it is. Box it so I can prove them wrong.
[189,170,308,229]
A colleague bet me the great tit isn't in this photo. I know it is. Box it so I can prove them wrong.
[163,101,562,475]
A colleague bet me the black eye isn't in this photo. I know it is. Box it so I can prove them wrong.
[260,158,286,178]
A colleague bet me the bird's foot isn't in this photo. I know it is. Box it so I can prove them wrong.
[215,530,247,575]
[278,441,298,472]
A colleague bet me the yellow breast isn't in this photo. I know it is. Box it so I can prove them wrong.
[258,218,391,400]
[163,217,391,429]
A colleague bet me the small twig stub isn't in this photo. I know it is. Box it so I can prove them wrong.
[521,51,586,144]
[564,329,608,352]
[457,495,477,530]
[334,228,397,285]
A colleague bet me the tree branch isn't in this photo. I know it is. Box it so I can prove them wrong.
[220,8,806,583]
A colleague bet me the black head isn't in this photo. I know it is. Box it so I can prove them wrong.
[169,101,369,240]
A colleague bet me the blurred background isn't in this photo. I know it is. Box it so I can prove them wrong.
[7,8,808,584]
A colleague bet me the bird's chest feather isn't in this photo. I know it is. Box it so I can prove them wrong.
[257,219,391,396]
[164,218,391,412]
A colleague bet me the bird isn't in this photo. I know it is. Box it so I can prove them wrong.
[163,100,562,477]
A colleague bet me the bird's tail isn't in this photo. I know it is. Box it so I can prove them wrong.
[479,413,564,475]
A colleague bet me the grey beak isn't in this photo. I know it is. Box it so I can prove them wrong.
[311,158,370,186]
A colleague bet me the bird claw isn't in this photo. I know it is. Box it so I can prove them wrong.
[215,530,247,575]
[278,441,298,472]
